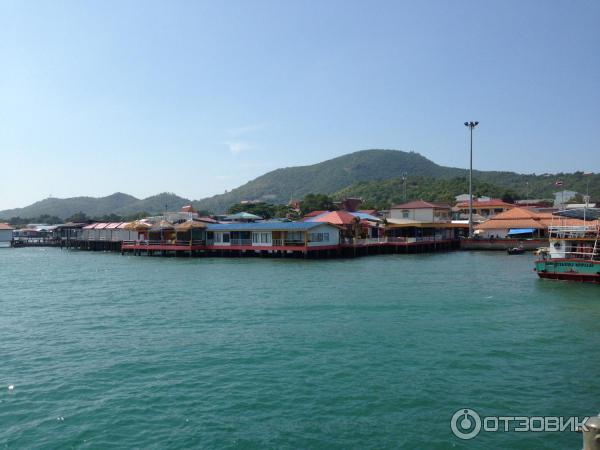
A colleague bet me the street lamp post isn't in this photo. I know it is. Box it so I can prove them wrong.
[464,121,479,238]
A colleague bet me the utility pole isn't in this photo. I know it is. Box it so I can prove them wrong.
[464,121,479,238]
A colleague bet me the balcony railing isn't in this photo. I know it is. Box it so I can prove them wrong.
[230,239,253,246]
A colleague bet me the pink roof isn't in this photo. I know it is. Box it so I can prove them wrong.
[309,210,357,225]
[391,200,451,210]
[94,223,109,229]
[0,223,14,230]
[105,222,123,229]
[82,223,97,229]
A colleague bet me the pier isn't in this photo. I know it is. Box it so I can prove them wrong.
[118,236,460,258]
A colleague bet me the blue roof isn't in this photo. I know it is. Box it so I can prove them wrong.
[206,222,332,232]
[507,228,536,234]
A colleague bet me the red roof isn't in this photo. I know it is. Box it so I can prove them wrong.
[391,200,451,209]
[0,223,13,230]
[358,209,378,215]
[455,199,514,208]
[309,210,357,225]
[180,205,196,213]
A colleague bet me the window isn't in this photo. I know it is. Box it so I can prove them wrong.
[309,232,329,242]
[252,233,259,243]
[402,210,410,218]
[287,231,303,242]
[260,232,271,243]
[222,233,230,243]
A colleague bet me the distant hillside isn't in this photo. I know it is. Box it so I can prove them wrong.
[192,149,599,212]
[193,149,465,212]
[0,192,190,221]
[112,193,191,216]
[332,177,519,210]
[2,149,598,219]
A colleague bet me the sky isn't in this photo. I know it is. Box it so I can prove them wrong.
[1,0,599,210]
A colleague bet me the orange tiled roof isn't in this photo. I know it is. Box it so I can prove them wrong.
[309,210,358,225]
[475,207,586,230]
[455,199,514,208]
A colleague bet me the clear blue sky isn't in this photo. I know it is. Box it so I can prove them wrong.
[1,0,599,210]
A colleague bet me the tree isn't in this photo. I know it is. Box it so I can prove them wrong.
[300,194,336,215]
[66,212,89,223]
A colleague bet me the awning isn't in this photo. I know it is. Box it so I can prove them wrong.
[507,228,536,235]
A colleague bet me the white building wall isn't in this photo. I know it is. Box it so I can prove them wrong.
[479,228,509,239]
[307,224,340,247]
[390,208,435,222]
[0,229,12,246]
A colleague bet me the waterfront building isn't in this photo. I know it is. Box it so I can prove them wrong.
[384,218,462,243]
[453,198,515,219]
[205,222,340,248]
[474,207,584,239]
[388,200,452,222]
[0,223,13,247]
[54,222,86,244]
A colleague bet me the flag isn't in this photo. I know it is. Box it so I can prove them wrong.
[554,180,563,187]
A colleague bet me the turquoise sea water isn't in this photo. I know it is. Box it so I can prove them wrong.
[1,248,599,449]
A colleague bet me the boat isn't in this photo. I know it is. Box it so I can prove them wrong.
[534,208,600,283]
[507,245,526,255]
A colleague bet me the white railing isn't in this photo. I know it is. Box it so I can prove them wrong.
[549,225,599,239]
[230,239,252,246]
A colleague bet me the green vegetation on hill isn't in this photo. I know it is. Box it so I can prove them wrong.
[193,149,600,213]
[227,202,293,219]
[193,149,463,212]
[332,177,518,210]
[2,149,598,219]
[0,192,191,222]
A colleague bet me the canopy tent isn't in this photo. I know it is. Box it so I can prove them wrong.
[507,228,536,235]
[150,220,175,231]
[122,221,151,231]
[174,220,207,231]
[175,220,207,242]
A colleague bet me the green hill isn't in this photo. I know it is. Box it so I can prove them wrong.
[0,192,190,221]
[2,149,598,219]
[332,177,519,210]
[193,149,599,212]
[193,149,466,212]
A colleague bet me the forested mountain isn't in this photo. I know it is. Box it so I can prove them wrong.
[0,192,190,221]
[192,149,599,212]
[2,149,598,220]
